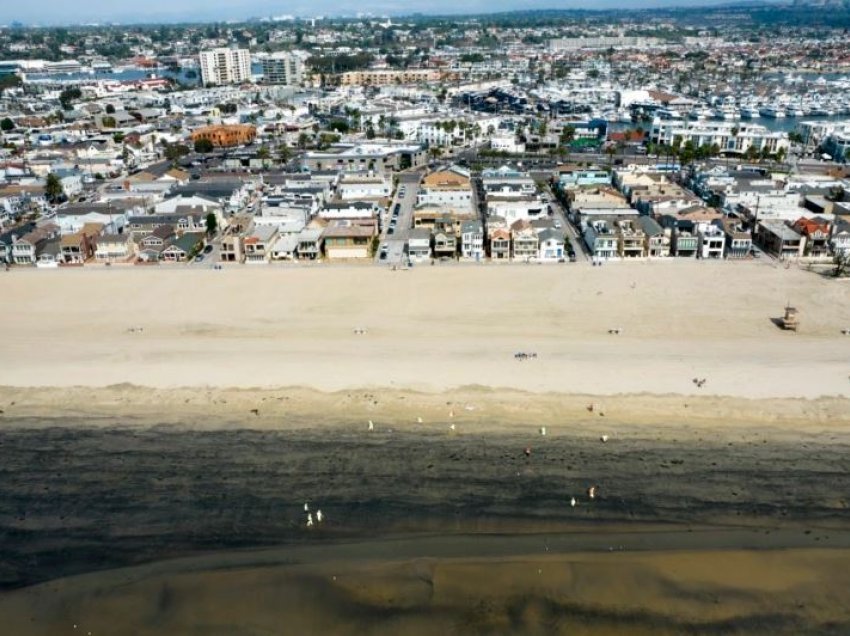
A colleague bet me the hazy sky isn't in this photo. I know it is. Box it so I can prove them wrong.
[1,1,744,26]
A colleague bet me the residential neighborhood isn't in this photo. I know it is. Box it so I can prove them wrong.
[0,7,849,274]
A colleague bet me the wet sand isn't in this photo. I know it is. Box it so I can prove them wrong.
[1,395,850,633]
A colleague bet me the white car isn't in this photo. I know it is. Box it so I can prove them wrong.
[554,220,563,229]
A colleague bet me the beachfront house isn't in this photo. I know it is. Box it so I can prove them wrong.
[432,230,457,259]
[511,220,539,262]
[488,226,511,260]
[697,224,726,259]
[637,216,670,258]
[754,220,805,259]
[161,233,205,262]
[791,217,831,257]
[460,220,485,261]
[95,234,135,262]
[296,228,323,261]
[718,219,752,259]
[583,220,618,260]
[11,225,59,265]
[408,227,432,262]
[672,229,698,258]
[537,228,566,262]
[270,234,299,261]
[244,226,278,263]
[322,222,376,260]
[616,220,647,259]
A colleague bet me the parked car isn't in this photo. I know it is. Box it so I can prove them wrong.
[203,244,214,254]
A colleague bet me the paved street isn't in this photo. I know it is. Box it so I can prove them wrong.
[377,171,422,267]
[543,183,589,262]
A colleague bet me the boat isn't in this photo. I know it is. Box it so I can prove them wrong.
[656,108,684,121]
[759,105,785,118]
[809,107,832,117]
[785,106,804,117]
[740,106,759,119]
[712,105,740,121]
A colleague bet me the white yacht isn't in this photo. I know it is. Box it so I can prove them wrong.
[712,105,740,121]
[759,105,785,118]
[739,106,759,119]
[809,106,833,117]
[656,108,684,121]
[785,106,805,117]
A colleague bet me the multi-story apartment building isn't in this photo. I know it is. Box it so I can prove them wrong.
[199,48,251,86]
[649,119,790,156]
[339,69,447,86]
[261,51,306,86]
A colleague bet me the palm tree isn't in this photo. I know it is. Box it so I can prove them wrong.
[257,145,270,169]
[727,127,740,167]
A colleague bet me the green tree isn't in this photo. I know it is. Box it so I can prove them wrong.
[165,143,190,161]
[205,212,218,237]
[0,74,22,94]
[45,173,63,203]
[256,145,270,167]
[101,116,117,129]
[278,143,292,163]
[194,138,214,153]
[833,250,850,278]
[59,87,82,111]
[105,103,116,114]
[0,117,14,132]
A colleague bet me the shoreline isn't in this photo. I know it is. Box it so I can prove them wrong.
[2,385,849,434]
[3,534,850,635]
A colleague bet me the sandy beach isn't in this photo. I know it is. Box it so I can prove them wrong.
[0,260,849,398]
[2,261,850,634]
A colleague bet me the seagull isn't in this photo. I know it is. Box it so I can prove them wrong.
[306,513,314,527]
[368,420,374,431]
[570,497,577,508]
[304,502,309,512]
[316,510,323,523]
[540,426,547,436]
[600,434,609,443]
[416,416,423,423]
[449,423,456,431]
[587,486,598,500]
